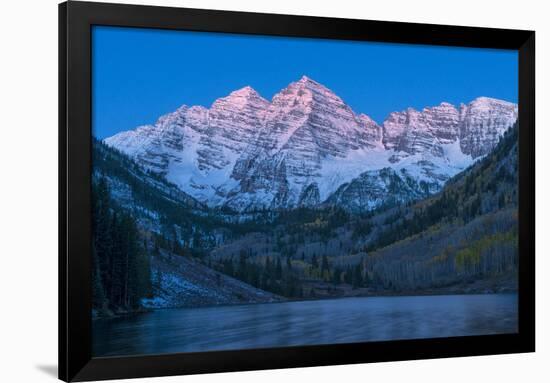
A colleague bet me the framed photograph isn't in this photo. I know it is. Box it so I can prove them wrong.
[59,1,535,381]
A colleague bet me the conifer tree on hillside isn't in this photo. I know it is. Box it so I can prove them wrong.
[92,176,151,312]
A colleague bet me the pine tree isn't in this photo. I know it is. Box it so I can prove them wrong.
[92,175,152,312]
[312,254,318,269]
[238,250,247,279]
[352,264,363,289]
[332,267,342,285]
[275,257,283,280]
[91,243,106,310]
[321,255,329,276]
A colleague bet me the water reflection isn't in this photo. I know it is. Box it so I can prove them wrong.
[93,294,517,357]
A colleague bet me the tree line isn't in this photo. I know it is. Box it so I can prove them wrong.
[92,176,151,313]
[211,251,371,299]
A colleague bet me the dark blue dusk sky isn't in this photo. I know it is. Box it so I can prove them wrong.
[92,26,518,139]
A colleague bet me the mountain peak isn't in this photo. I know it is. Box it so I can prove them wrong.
[274,75,341,104]
[295,75,327,89]
[472,96,496,103]
[469,96,515,107]
[298,75,314,83]
[229,85,260,98]
[212,85,269,110]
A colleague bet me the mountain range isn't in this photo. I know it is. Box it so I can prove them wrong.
[104,76,517,212]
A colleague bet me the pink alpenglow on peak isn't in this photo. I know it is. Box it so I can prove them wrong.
[104,77,518,212]
[223,86,264,101]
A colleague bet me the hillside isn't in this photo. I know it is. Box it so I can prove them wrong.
[355,123,519,292]
[92,140,282,315]
[205,123,519,296]
[92,121,518,314]
[144,249,282,309]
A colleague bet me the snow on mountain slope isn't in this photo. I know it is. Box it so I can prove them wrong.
[105,87,269,202]
[223,76,386,210]
[104,76,517,212]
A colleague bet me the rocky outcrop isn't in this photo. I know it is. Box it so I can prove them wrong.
[459,97,518,158]
[325,167,437,212]
[383,102,461,155]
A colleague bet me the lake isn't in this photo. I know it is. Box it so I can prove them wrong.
[93,294,517,357]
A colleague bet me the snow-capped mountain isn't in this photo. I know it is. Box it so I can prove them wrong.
[104,76,517,212]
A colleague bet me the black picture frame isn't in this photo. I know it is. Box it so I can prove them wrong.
[59,1,535,381]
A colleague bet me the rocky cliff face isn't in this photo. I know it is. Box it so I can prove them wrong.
[459,97,519,158]
[104,76,517,212]
[383,102,461,155]
[224,76,386,210]
[382,98,517,158]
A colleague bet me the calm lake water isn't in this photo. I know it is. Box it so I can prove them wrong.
[93,294,517,357]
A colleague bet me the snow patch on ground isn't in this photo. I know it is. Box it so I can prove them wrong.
[142,251,283,309]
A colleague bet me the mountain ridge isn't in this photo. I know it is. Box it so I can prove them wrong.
[104,76,517,212]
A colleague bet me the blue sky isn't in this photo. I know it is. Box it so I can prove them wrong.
[92,26,518,139]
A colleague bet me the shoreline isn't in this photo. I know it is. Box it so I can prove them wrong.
[93,288,518,320]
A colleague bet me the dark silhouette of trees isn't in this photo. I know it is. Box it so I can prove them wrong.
[92,176,151,312]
